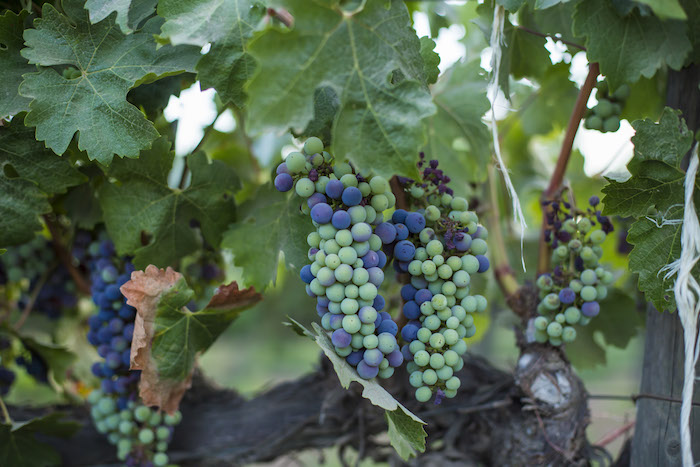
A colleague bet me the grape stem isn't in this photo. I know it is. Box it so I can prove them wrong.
[487,164,520,298]
[536,62,600,276]
[44,215,91,295]
[13,269,50,330]
[0,394,12,424]
[267,7,294,28]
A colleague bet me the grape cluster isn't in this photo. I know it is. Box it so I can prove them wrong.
[85,236,180,466]
[534,196,615,345]
[0,235,77,319]
[384,157,489,403]
[583,80,630,133]
[274,137,403,379]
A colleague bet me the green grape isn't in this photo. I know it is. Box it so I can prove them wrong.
[422,369,438,385]
[425,205,441,222]
[555,313,566,324]
[369,175,389,194]
[164,411,182,426]
[442,281,457,296]
[564,307,581,324]
[335,346,352,357]
[534,330,548,343]
[595,99,613,118]
[475,295,488,312]
[436,366,453,380]
[415,247,428,261]
[424,315,441,330]
[139,428,155,444]
[409,371,424,387]
[429,332,445,349]
[569,279,584,293]
[578,217,592,233]
[421,260,437,276]
[409,340,425,354]
[419,228,436,245]
[543,293,560,310]
[603,116,620,132]
[596,285,608,300]
[431,294,448,311]
[437,264,453,280]
[415,386,432,402]
[471,239,488,255]
[98,397,116,415]
[433,254,445,267]
[417,327,432,342]
[426,240,444,257]
[295,178,315,197]
[581,269,597,285]
[445,376,461,391]
[445,316,460,329]
[534,316,549,331]
[585,115,603,130]
[285,152,306,173]
[156,426,170,440]
[451,339,467,355]
[436,309,452,321]
[414,350,430,367]
[379,367,395,379]
[153,453,169,467]
[343,285,358,299]
[408,260,423,276]
[549,336,563,346]
[429,353,445,369]
[546,321,563,337]
[410,186,424,198]
[562,326,577,343]
[461,255,479,274]
[536,274,553,291]
[590,229,606,244]
[447,256,462,271]
[462,296,477,313]
[580,286,597,301]
[444,349,459,367]
[342,314,361,333]
[555,245,568,259]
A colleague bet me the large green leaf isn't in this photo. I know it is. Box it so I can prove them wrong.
[520,62,578,135]
[0,171,50,248]
[0,114,86,195]
[196,1,266,108]
[424,60,491,184]
[85,0,156,33]
[0,413,79,467]
[680,0,700,63]
[602,108,699,312]
[636,0,687,20]
[0,10,34,118]
[158,0,246,46]
[19,0,200,165]
[573,0,691,89]
[20,337,76,385]
[99,137,239,268]
[246,0,435,178]
[222,183,312,290]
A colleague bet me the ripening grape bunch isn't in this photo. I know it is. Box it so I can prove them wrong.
[0,235,77,319]
[274,137,404,380]
[534,196,615,346]
[583,79,630,133]
[84,234,180,466]
[379,155,489,403]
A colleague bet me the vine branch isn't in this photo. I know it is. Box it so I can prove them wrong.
[13,269,50,330]
[517,25,587,51]
[43,215,91,295]
[536,62,599,275]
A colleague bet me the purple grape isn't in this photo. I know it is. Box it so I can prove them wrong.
[332,210,351,229]
[392,209,408,223]
[361,251,379,268]
[357,361,379,379]
[331,329,352,348]
[363,348,383,367]
[476,255,490,273]
[414,288,432,305]
[581,301,600,317]
[375,222,397,244]
[393,240,416,261]
[589,196,600,207]
[559,288,576,305]
[405,212,426,234]
[401,322,420,341]
[378,319,398,336]
[306,192,326,208]
[276,162,289,175]
[386,349,404,367]
[401,344,413,362]
[325,180,344,199]
[367,267,384,287]
[346,351,363,366]
[403,300,420,319]
[300,265,314,284]
[373,294,385,311]
[274,173,293,192]
[310,203,333,224]
[341,187,362,206]
[401,284,417,301]
[395,223,409,241]
[376,251,387,268]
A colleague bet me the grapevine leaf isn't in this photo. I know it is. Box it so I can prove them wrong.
[0,10,34,118]
[0,170,50,248]
[99,137,239,269]
[602,108,694,217]
[19,1,200,164]
[309,322,426,458]
[85,0,156,33]
[284,316,316,339]
[158,0,249,46]
[386,409,428,460]
[0,114,86,195]
[573,0,691,89]
[419,36,440,85]
[63,180,103,229]
[497,0,526,11]
[122,265,261,413]
[222,183,312,290]
[635,0,687,20]
[196,1,266,108]
[519,1,583,46]
[567,288,643,368]
[520,62,578,135]
[0,413,79,467]
[295,86,339,144]
[534,0,573,8]
[627,208,685,312]
[246,0,435,178]
[20,337,76,385]
[424,60,491,184]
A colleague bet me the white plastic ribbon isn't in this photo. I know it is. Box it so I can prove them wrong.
[489,5,527,271]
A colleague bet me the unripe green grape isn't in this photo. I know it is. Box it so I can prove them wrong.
[315,176,330,194]
[460,255,479,275]
[369,175,389,194]
[464,325,476,338]
[409,371,424,387]
[303,137,324,155]
[547,321,563,337]
[534,329,548,343]
[603,116,620,132]
[379,367,395,379]
[414,247,428,261]
[436,264,452,280]
[422,369,438,385]
[451,339,467,355]
[351,333,364,349]
[424,315,441,331]
[444,349,460,367]
[357,182,371,197]
[461,313,474,328]
[580,285,597,301]
[414,350,430,367]
[445,376,461,391]
[596,99,614,118]
[153,453,169,467]
[352,268,369,286]
[98,397,117,415]
[409,340,425,354]
[407,362,418,373]
[555,313,566,324]
[436,309,452,321]
[431,294,448,311]
[420,301,435,316]
[462,296,477,313]
[596,285,608,300]
[543,293,560,311]
[156,426,170,440]
[360,323,375,335]
[379,358,390,370]
[164,411,182,426]
[475,295,488,312]
[430,353,445,369]
[568,239,582,253]
[339,173,357,188]
[426,239,444,257]
[417,327,432,343]
[421,260,436,276]
[601,271,615,285]
[564,307,581,324]
[415,386,432,402]
[549,336,563,346]
[562,219,577,233]
[471,239,488,255]
[410,186,424,198]
[295,178,315,197]
[536,274,553,291]
[534,316,549,331]
[371,194,389,212]
[437,365,453,380]
[139,428,155,444]
[433,254,445,267]
[442,281,457,296]
[386,191,397,209]
[338,247,358,265]
[368,232,381,250]
[427,280,443,295]
[562,326,577,343]
[407,260,422,276]
[569,279,583,293]
[429,332,445,349]
[445,316,460,330]
[451,197,469,211]
[285,152,306,173]
[106,414,121,429]
[592,245,604,258]
[590,229,606,244]
[335,345,352,357]
[555,245,568,259]
[585,115,603,130]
